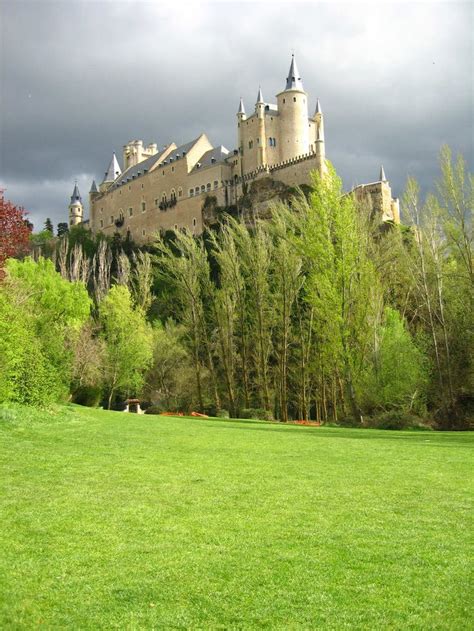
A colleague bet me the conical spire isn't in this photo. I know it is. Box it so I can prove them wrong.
[256,86,264,103]
[89,179,98,194]
[103,152,122,182]
[315,98,322,115]
[380,165,387,182]
[237,97,245,115]
[70,182,82,204]
[285,54,304,91]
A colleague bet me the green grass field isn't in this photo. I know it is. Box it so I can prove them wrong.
[0,404,472,629]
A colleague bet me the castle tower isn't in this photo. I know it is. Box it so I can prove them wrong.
[276,55,310,162]
[255,87,267,167]
[313,99,327,176]
[100,153,121,192]
[68,182,83,226]
[237,97,246,157]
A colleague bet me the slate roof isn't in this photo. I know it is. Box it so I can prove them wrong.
[103,153,122,182]
[191,145,230,172]
[285,54,304,91]
[70,183,82,203]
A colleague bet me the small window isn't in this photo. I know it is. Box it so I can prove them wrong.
[129,207,133,217]
[110,215,114,224]
[193,217,197,227]
[128,185,131,190]
[171,189,176,202]
[201,185,205,193]
[141,183,144,189]
[141,202,146,212]
[283,98,286,104]
[178,187,183,197]
[190,189,194,197]
[293,97,296,102]
[155,198,159,206]
[206,183,211,191]
[174,224,178,230]
[162,193,167,202]
[100,207,103,214]
[213,180,218,189]
[172,166,174,172]
[162,170,165,176]
[195,187,199,194]
[142,229,146,236]
[273,138,277,147]
[100,219,104,228]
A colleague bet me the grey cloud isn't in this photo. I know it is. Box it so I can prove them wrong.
[1,1,472,230]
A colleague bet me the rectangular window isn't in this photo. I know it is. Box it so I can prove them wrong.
[141,202,146,212]
[128,207,133,217]
[100,219,103,228]
[110,215,114,224]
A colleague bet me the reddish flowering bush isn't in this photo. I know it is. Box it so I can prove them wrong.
[0,190,32,277]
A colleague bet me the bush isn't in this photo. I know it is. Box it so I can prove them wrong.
[72,386,102,407]
[239,408,273,421]
[216,409,230,418]
[145,404,165,415]
[364,411,431,431]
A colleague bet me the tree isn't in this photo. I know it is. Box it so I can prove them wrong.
[99,285,153,409]
[57,222,69,238]
[1,257,91,404]
[0,190,31,275]
[44,217,54,234]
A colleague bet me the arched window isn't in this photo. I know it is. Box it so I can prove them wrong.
[195,187,199,195]
[178,187,183,197]
[201,185,205,193]
[249,140,253,149]
[213,180,218,189]
[189,189,194,197]
[162,192,167,203]
[273,138,277,147]
[170,189,176,202]
[206,182,211,191]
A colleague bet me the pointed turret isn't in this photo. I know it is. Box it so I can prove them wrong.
[70,182,82,203]
[89,179,98,194]
[380,165,387,182]
[315,99,322,115]
[256,86,264,104]
[68,182,84,227]
[285,54,304,91]
[237,97,246,115]
[103,153,121,183]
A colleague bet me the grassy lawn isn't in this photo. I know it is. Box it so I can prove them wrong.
[0,405,472,629]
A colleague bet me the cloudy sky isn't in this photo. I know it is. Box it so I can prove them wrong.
[1,0,472,230]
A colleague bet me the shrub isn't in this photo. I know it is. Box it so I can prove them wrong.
[239,408,273,421]
[145,404,165,415]
[364,411,431,431]
[72,386,102,407]
[216,409,230,418]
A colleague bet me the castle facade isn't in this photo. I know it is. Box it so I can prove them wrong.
[69,56,400,241]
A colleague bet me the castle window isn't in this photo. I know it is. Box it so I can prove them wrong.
[190,189,194,196]
[155,198,159,206]
[201,185,205,193]
[257,138,260,145]
[283,99,286,104]
[142,229,146,236]
[248,140,253,149]
[129,207,133,217]
[141,184,144,189]
[195,187,199,194]
[100,219,104,228]
[206,183,211,191]
[171,189,176,202]
[110,215,114,224]
[162,193,167,202]
[141,201,146,212]
[178,187,183,197]
[174,224,178,230]
[213,180,218,189]
[128,185,131,190]
[268,137,273,147]
[172,166,174,172]
[100,207,103,214]
[193,218,197,227]
[162,170,165,176]
[273,138,277,147]
[293,97,296,102]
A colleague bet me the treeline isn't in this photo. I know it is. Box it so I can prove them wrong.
[1,147,472,428]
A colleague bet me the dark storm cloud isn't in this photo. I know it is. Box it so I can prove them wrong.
[1,1,472,230]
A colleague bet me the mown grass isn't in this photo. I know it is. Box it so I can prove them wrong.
[0,404,472,629]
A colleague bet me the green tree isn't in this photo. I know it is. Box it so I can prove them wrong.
[44,218,54,234]
[99,285,152,409]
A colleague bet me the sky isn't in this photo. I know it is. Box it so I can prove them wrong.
[1,0,472,231]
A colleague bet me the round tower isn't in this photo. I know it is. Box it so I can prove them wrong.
[276,55,310,162]
[68,182,83,226]
[255,87,267,167]
[313,99,327,176]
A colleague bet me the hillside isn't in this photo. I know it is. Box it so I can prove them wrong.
[0,404,472,629]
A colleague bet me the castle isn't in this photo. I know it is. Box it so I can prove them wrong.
[69,55,400,241]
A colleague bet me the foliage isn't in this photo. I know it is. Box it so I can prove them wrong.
[0,190,31,275]
[99,285,153,408]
